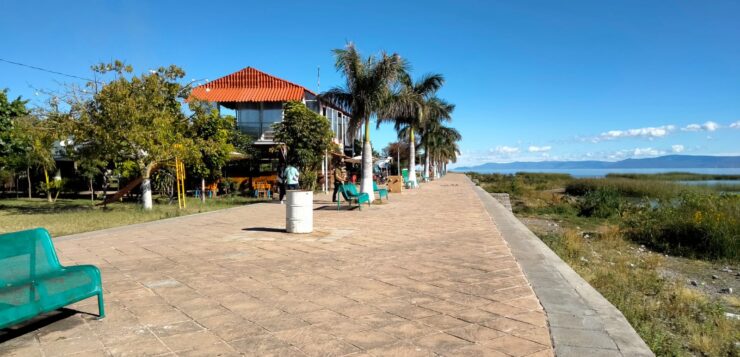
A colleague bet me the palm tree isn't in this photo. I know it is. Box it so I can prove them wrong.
[379,72,445,187]
[418,97,454,179]
[321,43,407,195]
[424,124,461,178]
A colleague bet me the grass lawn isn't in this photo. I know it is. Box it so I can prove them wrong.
[0,196,265,237]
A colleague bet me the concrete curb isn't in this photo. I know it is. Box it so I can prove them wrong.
[467,178,654,356]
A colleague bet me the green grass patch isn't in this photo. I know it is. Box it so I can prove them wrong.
[606,172,740,181]
[622,192,740,261]
[0,196,264,237]
[565,178,695,199]
[540,229,740,356]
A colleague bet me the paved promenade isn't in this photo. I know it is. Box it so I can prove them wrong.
[1,174,553,356]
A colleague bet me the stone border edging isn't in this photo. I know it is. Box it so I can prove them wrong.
[467,177,654,356]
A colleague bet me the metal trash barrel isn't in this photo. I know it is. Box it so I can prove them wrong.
[286,190,313,233]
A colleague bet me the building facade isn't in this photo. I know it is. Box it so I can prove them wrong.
[190,67,352,149]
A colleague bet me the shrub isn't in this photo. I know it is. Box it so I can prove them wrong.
[273,102,334,191]
[566,178,691,199]
[578,187,623,218]
[622,192,740,261]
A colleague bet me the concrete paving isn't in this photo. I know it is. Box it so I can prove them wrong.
[472,178,654,356]
[1,173,554,356]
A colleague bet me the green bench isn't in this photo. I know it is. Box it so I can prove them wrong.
[1,228,105,329]
[373,182,388,201]
[337,183,371,210]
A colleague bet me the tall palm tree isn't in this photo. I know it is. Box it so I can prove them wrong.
[379,72,445,187]
[424,124,461,178]
[418,97,454,179]
[321,43,407,195]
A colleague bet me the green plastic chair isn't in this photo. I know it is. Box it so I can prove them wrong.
[0,228,105,329]
[337,184,371,210]
[373,182,388,201]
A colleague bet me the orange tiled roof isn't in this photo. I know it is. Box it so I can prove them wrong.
[190,67,314,103]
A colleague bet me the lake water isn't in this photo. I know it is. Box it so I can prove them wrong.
[456,167,740,178]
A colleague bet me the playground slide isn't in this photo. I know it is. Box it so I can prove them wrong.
[97,177,143,206]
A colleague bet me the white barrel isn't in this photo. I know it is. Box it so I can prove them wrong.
[286,190,313,233]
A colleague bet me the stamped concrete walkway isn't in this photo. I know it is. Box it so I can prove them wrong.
[1,174,554,357]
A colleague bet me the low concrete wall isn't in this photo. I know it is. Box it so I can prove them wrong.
[489,193,512,212]
[469,178,654,356]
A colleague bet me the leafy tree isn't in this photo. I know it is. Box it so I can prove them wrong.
[0,89,29,165]
[321,43,407,195]
[273,102,334,191]
[12,111,62,202]
[382,141,412,175]
[188,101,247,201]
[76,155,107,203]
[75,61,198,209]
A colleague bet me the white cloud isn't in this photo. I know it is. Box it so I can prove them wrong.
[491,145,519,154]
[632,147,664,156]
[730,121,740,129]
[528,145,552,153]
[607,147,665,160]
[682,121,720,132]
[671,144,684,153]
[704,121,720,131]
[593,125,676,142]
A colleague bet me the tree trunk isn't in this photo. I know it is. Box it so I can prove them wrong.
[141,162,156,210]
[26,167,31,199]
[360,118,374,195]
[408,129,417,188]
[434,157,440,179]
[89,178,95,204]
[44,168,52,203]
[201,178,206,203]
[424,147,431,180]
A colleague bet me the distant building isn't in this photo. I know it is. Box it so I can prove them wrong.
[190,67,352,150]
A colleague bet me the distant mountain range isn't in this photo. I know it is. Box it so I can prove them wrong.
[453,155,740,171]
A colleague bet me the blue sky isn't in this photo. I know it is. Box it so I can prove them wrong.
[1,0,739,167]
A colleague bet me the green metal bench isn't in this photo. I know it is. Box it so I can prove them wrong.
[1,228,105,329]
[337,183,371,211]
[373,182,389,201]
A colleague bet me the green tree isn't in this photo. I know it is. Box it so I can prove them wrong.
[380,73,446,186]
[273,102,334,191]
[188,101,248,201]
[382,141,411,175]
[0,89,31,196]
[12,112,61,202]
[422,123,461,178]
[75,61,197,209]
[321,43,407,195]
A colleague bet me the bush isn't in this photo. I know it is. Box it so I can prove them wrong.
[468,172,572,195]
[578,187,623,218]
[622,192,740,261]
[273,102,334,191]
[566,178,690,199]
